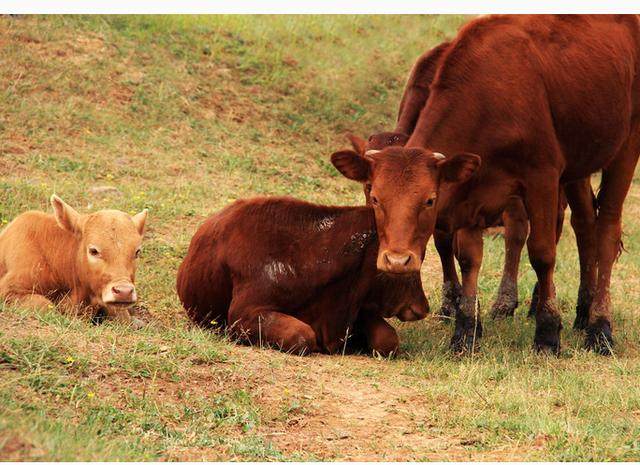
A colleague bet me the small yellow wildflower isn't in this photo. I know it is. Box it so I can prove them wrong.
[65,356,74,363]
[87,391,95,399]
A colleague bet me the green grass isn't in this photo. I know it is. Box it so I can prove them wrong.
[1,14,640,461]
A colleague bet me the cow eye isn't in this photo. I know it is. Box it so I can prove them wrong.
[88,246,101,257]
[425,195,437,208]
[371,195,380,207]
[135,248,142,258]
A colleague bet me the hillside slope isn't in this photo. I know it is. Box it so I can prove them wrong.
[1,15,640,460]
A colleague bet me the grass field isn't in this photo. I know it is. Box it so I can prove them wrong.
[1,14,640,461]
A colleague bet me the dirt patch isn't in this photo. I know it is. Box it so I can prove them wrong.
[0,433,39,460]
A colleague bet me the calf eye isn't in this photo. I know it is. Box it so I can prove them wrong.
[425,195,437,208]
[135,248,142,258]
[88,246,101,257]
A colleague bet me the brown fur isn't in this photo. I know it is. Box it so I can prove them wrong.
[176,196,428,356]
[0,195,147,326]
[333,15,640,354]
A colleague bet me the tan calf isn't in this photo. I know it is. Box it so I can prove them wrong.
[0,195,148,326]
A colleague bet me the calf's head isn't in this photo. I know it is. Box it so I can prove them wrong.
[331,147,480,274]
[50,195,148,311]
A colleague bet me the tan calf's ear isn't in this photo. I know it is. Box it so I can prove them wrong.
[131,209,148,236]
[50,194,82,233]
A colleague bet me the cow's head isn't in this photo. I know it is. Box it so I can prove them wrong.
[331,147,480,274]
[368,272,429,322]
[50,195,147,315]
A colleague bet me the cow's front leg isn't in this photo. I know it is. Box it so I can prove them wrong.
[491,197,528,318]
[524,174,562,353]
[353,311,399,357]
[228,301,319,355]
[450,227,483,354]
[434,230,461,319]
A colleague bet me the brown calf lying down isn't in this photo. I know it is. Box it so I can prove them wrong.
[0,195,148,326]
[176,197,428,356]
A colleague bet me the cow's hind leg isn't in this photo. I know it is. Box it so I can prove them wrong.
[228,302,319,355]
[491,197,528,318]
[451,227,483,354]
[434,230,461,319]
[586,132,640,354]
[563,178,597,330]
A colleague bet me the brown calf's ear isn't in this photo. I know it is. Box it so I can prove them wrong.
[50,194,82,234]
[131,209,148,236]
[436,153,481,184]
[331,150,370,182]
[346,133,367,155]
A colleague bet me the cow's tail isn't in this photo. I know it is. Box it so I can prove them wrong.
[594,182,626,261]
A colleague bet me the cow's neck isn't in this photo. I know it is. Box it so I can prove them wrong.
[406,87,483,153]
[52,228,90,305]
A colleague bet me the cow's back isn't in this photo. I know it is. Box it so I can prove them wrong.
[525,15,640,177]
[176,207,234,327]
[0,211,76,288]
[412,14,640,180]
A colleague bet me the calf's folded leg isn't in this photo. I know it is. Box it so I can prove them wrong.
[228,303,319,355]
[0,273,54,310]
[353,311,399,357]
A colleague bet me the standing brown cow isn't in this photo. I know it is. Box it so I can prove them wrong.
[333,15,640,354]
[349,38,597,322]
[0,195,148,326]
[176,197,428,356]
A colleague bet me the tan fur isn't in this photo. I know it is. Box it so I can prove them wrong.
[0,195,147,327]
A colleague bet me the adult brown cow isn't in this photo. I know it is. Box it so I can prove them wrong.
[333,15,640,354]
[349,39,598,322]
[176,197,428,356]
[0,195,148,326]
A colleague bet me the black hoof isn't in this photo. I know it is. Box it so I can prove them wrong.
[450,319,483,354]
[585,319,614,355]
[533,312,562,355]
